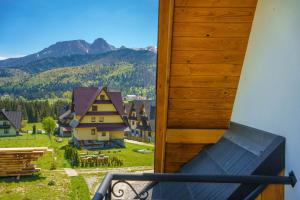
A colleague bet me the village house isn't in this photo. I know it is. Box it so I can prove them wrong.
[0,109,22,136]
[57,109,73,137]
[124,100,155,142]
[70,86,127,148]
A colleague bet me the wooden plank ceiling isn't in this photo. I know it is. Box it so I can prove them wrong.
[155,0,258,173]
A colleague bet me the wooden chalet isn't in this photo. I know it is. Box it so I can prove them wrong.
[0,109,22,136]
[70,86,127,148]
[124,100,156,142]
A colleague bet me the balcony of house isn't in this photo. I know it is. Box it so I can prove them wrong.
[91,0,300,199]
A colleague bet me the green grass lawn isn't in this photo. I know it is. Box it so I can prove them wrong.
[69,176,90,200]
[0,132,154,169]
[0,130,154,199]
[0,134,71,169]
[22,121,44,133]
[0,171,90,200]
[81,142,154,167]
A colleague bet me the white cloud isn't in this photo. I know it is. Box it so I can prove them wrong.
[0,56,8,60]
[0,55,25,60]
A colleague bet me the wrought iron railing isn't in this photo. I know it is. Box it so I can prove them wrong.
[92,171,297,200]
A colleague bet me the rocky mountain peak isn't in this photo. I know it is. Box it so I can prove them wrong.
[89,38,116,54]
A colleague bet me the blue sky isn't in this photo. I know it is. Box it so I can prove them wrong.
[0,0,159,59]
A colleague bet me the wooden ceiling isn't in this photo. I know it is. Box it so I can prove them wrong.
[155,0,258,173]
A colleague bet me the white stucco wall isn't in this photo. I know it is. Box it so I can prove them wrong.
[231,0,300,199]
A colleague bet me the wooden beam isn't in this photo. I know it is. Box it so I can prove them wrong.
[155,0,175,173]
[166,129,225,143]
[255,171,284,200]
[0,147,50,177]
[174,0,258,8]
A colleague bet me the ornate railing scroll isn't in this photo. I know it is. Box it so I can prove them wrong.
[92,171,297,200]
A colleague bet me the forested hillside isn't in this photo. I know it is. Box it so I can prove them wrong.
[0,63,156,99]
[0,96,69,122]
[0,38,157,100]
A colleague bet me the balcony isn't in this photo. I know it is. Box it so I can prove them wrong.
[93,123,298,200]
[93,172,296,200]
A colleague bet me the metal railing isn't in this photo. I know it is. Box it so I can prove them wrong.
[92,171,297,200]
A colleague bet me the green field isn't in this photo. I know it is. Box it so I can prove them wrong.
[0,132,154,200]
[0,134,154,169]
[0,172,90,200]
[0,134,70,169]
[79,142,154,167]
[22,122,44,133]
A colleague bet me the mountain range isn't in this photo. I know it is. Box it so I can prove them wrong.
[0,38,156,70]
[0,38,157,99]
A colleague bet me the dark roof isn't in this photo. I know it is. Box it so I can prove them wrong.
[127,100,155,120]
[86,111,118,115]
[76,123,126,131]
[136,116,153,131]
[58,110,74,127]
[72,87,100,115]
[58,110,72,121]
[106,91,124,115]
[72,87,124,117]
[124,102,132,115]
[150,122,285,200]
[96,123,127,131]
[125,100,156,132]
[1,109,22,130]
[122,115,130,127]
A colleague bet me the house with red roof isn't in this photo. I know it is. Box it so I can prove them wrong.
[70,86,127,148]
[0,109,22,136]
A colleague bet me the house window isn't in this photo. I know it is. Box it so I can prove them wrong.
[92,105,97,111]
[4,129,9,134]
[3,121,7,125]
[132,121,135,126]
[101,132,106,137]
[99,117,104,122]
[91,129,96,135]
[91,117,96,122]
[100,95,105,100]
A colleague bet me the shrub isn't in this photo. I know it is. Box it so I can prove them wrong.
[32,125,36,134]
[48,180,56,186]
[64,145,80,167]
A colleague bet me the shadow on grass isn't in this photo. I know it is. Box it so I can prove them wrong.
[0,134,38,140]
[0,173,46,183]
[59,144,68,150]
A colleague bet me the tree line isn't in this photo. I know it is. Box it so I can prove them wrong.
[0,96,70,123]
